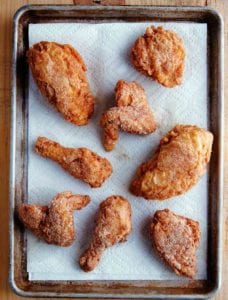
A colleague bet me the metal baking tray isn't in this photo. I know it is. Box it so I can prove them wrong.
[9,4,223,298]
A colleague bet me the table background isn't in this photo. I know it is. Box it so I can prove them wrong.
[0,0,227,299]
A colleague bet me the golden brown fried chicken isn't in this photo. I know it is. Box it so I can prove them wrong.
[131,125,213,200]
[28,41,94,125]
[35,137,113,188]
[79,195,132,271]
[18,192,90,246]
[131,26,185,87]
[100,80,156,151]
[150,209,200,278]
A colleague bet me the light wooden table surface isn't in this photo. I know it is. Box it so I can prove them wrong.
[0,0,227,299]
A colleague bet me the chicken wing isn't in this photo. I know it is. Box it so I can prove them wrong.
[131,125,213,200]
[18,192,90,246]
[150,209,200,278]
[35,137,113,188]
[28,41,94,125]
[79,195,132,271]
[100,80,156,151]
[131,26,185,87]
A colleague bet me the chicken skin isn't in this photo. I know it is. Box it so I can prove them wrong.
[131,125,213,200]
[18,192,90,246]
[150,209,200,278]
[35,137,113,188]
[100,80,156,151]
[79,196,132,271]
[28,41,94,125]
[131,26,185,87]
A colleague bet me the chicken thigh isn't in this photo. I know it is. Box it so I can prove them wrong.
[150,209,200,278]
[131,26,185,87]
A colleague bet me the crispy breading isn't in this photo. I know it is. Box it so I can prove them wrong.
[79,195,132,272]
[28,41,94,125]
[100,80,156,151]
[131,26,185,87]
[18,192,90,246]
[35,137,113,188]
[131,125,213,200]
[150,209,200,278]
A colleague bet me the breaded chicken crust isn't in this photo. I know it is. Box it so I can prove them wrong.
[150,209,200,278]
[18,192,90,246]
[131,26,185,87]
[131,125,213,200]
[35,137,113,188]
[28,41,94,125]
[100,80,156,151]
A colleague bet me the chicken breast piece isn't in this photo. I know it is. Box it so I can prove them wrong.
[35,137,113,188]
[28,41,94,125]
[131,125,213,200]
[150,209,200,278]
[79,195,132,272]
[131,26,185,87]
[100,80,156,151]
[18,192,90,246]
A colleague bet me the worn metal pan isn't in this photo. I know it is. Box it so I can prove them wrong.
[9,4,223,298]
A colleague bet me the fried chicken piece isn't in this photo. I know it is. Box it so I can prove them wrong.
[28,41,94,125]
[100,80,156,151]
[18,192,90,246]
[131,26,185,87]
[150,209,200,278]
[79,195,132,271]
[131,125,213,200]
[35,137,113,188]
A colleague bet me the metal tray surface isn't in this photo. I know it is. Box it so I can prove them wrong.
[9,4,224,299]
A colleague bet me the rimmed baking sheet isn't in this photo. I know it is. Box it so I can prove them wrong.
[10,5,223,298]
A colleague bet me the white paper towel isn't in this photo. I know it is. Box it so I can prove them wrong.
[28,22,208,281]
